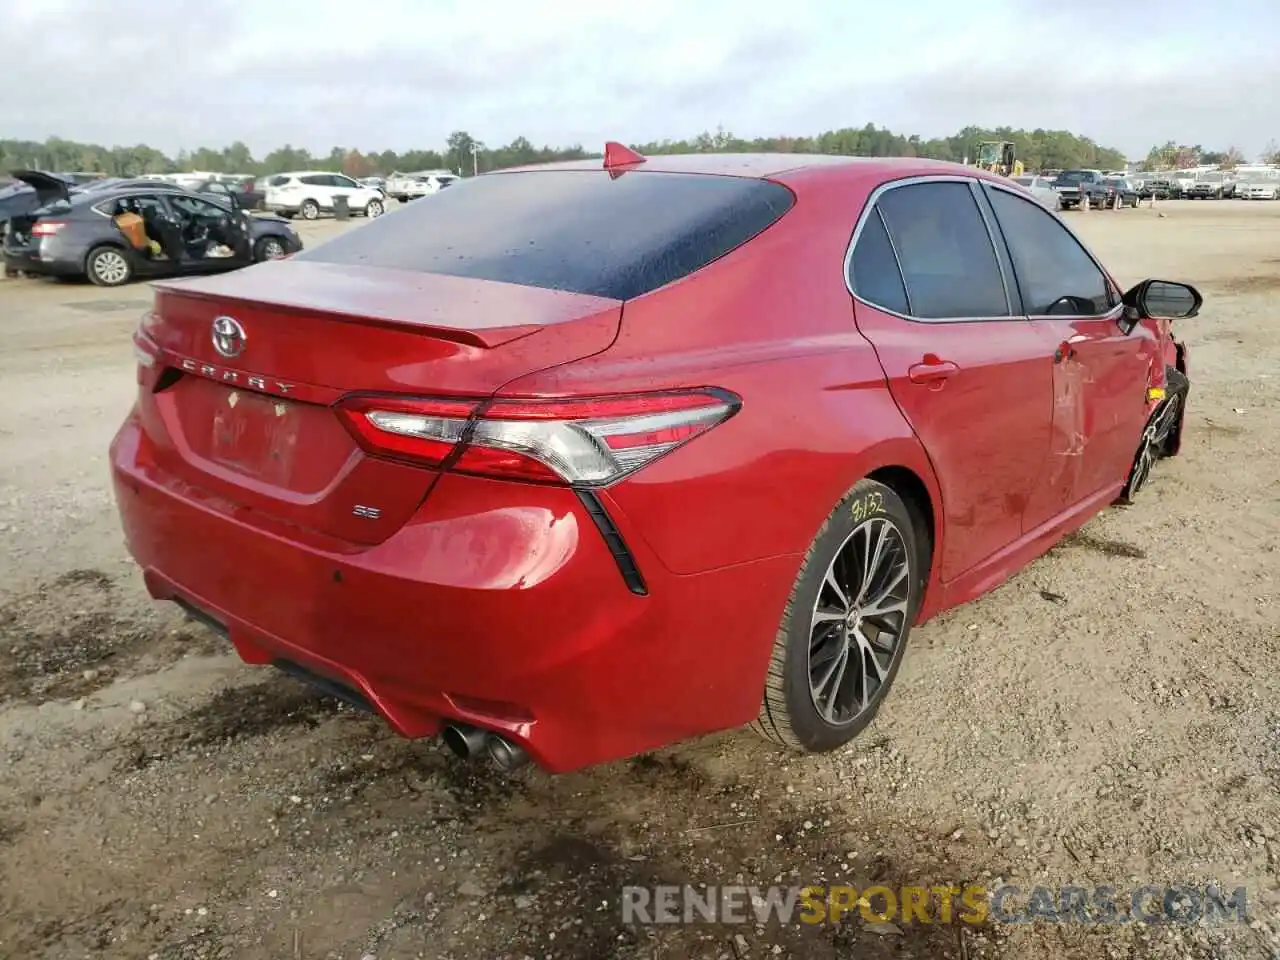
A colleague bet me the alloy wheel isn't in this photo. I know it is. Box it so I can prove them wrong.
[260,239,285,260]
[807,517,911,726]
[367,200,384,217]
[93,250,129,285]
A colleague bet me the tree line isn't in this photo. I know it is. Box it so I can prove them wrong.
[2,125,1137,179]
[1143,140,1279,170]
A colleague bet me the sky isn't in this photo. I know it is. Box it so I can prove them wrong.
[4,0,1279,162]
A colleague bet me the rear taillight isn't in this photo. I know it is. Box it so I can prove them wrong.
[336,389,739,485]
[132,325,159,386]
[32,221,67,237]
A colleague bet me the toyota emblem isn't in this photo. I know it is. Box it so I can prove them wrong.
[211,315,246,359]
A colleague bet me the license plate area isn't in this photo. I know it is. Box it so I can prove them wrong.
[208,387,301,483]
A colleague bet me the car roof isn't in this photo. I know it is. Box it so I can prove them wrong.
[493,152,984,186]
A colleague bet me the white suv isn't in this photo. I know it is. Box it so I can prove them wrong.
[387,170,459,202]
[263,171,385,220]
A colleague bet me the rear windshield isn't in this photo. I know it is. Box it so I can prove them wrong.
[1056,171,1089,183]
[294,170,796,300]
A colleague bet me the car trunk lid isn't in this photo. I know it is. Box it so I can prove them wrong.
[0,170,73,222]
[11,169,71,204]
[137,260,623,545]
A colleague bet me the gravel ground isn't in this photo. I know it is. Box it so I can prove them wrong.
[0,200,1277,960]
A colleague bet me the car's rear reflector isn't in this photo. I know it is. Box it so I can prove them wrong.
[31,221,67,237]
[335,389,740,485]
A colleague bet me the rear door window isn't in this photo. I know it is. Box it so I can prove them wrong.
[848,209,909,315]
[96,194,168,218]
[873,181,1010,319]
[294,170,795,300]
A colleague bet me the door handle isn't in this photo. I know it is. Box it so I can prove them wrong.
[1055,340,1077,363]
[908,358,960,384]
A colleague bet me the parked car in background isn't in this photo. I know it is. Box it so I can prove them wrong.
[58,172,111,186]
[109,149,1199,774]
[192,177,265,211]
[386,170,459,202]
[1101,178,1140,208]
[1011,174,1063,210]
[1238,181,1279,200]
[1186,173,1233,199]
[1051,169,1109,209]
[2,170,302,286]
[1139,177,1176,200]
[359,177,388,197]
[262,171,385,220]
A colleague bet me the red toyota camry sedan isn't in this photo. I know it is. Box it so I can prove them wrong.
[110,146,1200,774]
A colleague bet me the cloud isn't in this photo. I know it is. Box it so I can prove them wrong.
[3,0,1277,160]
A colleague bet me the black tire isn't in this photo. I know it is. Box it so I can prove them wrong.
[254,236,287,262]
[85,245,133,287]
[752,478,925,753]
[1117,365,1189,505]
[365,199,384,218]
[299,200,320,220]
[1157,365,1189,457]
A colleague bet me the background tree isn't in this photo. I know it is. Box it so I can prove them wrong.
[341,150,373,178]
[446,131,476,175]
[0,123,1132,180]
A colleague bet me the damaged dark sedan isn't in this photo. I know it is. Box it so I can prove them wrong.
[2,171,303,286]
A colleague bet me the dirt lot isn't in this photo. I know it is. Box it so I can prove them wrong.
[1,201,1278,960]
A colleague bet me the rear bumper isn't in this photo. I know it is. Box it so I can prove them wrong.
[3,246,82,277]
[4,229,93,276]
[109,414,797,772]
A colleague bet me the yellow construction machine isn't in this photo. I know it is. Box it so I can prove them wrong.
[974,141,1024,178]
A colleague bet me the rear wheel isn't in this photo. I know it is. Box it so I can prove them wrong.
[86,246,133,287]
[300,200,320,220]
[752,479,923,753]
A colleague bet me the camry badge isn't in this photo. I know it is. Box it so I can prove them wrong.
[211,315,246,359]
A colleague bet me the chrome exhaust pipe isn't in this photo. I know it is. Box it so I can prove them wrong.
[441,723,487,761]
[485,733,530,772]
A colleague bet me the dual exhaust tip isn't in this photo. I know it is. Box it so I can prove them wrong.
[441,723,529,772]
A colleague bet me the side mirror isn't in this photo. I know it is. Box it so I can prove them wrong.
[1119,279,1202,334]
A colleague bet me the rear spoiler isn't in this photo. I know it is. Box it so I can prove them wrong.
[150,260,624,350]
